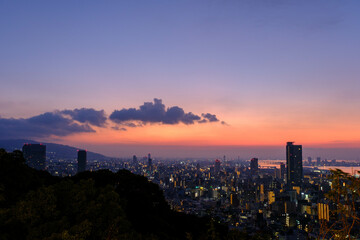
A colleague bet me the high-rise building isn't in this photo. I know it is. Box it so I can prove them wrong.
[148,153,152,172]
[268,191,275,205]
[259,184,265,202]
[280,163,286,179]
[316,157,321,166]
[250,158,259,175]
[286,142,303,186]
[275,167,281,179]
[22,143,46,170]
[308,157,312,165]
[77,150,87,173]
[318,203,329,221]
[133,155,138,165]
[215,159,221,174]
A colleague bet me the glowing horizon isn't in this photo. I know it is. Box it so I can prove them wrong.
[1,1,360,158]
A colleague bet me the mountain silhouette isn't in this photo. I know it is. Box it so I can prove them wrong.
[0,139,109,160]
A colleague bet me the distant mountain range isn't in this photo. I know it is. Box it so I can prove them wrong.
[0,139,110,160]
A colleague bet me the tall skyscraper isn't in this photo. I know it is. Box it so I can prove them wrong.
[250,158,259,175]
[148,153,152,172]
[22,143,46,170]
[286,142,303,186]
[215,159,221,174]
[316,157,321,166]
[77,150,87,173]
[308,157,312,165]
[280,163,286,179]
[133,155,138,165]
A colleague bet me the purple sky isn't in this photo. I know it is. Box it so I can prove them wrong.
[1,1,360,159]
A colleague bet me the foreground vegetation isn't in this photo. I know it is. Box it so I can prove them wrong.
[0,149,272,240]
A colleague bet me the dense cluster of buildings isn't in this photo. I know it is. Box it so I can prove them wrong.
[123,142,359,239]
[20,142,360,239]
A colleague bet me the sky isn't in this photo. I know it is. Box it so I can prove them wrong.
[1,0,360,159]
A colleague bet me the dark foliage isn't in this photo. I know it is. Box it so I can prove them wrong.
[0,149,57,208]
[0,149,248,240]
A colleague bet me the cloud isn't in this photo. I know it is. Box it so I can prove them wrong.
[112,126,127,131]
[61,108,107,127]
[0,100,226,139]
[0,112,95,139]
[0,108,108,139]
[198,119,208,124]
[182,112,201,124]
[202,113,219,122]
[221,121,229,126]
[110,98,207,126]
[124,122,142,128]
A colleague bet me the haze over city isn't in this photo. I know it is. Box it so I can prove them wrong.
[1,1,360,158]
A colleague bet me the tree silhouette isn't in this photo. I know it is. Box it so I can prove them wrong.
[318,169,360,240]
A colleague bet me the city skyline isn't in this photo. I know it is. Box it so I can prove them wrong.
[1,1,360,158]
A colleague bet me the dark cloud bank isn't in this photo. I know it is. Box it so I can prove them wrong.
[0,99,225,139]
[0,108,106,139]
[62,108,106,127]
[110,98,211,125]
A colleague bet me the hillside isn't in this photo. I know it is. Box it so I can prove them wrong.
[0,139,109,160]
